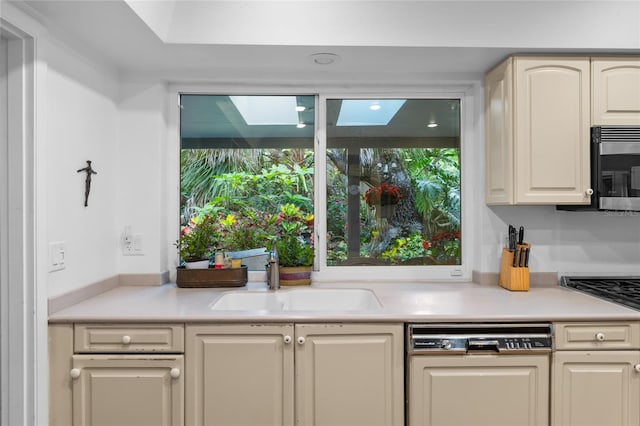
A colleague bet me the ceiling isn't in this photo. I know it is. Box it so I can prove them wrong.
[12,0,640,83]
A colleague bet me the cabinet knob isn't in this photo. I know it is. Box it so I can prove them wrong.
[634,364,640,373]
[585,188,594,196]
[283,335,292,344]
[69,368,81,379]
[297,336,306,345]
[121,335,132,345]
[595,332,606,341]
[170,368,180,379]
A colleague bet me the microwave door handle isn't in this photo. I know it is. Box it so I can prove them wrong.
[600,142,640,156]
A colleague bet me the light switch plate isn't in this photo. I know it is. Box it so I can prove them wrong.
[49,241,66,272]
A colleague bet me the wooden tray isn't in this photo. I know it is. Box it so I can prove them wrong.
[176,266,248,288]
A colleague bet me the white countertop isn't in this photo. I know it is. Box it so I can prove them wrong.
[48,281,640,323]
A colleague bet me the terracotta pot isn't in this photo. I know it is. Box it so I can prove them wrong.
[279,266,312,286]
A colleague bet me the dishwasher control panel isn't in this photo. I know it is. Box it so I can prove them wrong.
[407,323,553,354]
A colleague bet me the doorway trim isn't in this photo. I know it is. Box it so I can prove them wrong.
[0,4,46,425]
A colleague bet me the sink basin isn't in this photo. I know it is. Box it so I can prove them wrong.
[209,292,284,311]
[210,288,382,311]
[282,288,382,311]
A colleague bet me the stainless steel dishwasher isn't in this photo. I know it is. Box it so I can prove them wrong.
[406,323,553,426]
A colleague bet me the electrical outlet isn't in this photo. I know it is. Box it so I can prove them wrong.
[49,241,66,272]
[123,226,134,255]
[123,227,144,256]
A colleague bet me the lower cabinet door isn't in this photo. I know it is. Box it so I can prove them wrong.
[71,354,184,426]
[185,324,295,426]
[295,323,404,426]
[552,351,640,426]
[408,354,549,426]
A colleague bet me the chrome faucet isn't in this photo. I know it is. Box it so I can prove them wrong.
[268,241,280,290]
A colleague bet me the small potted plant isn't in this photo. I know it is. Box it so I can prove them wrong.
[274,203,314,286]
[176,215,217,268]
[364,182,403,219]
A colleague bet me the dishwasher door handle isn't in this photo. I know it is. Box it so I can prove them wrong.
[466,339,500,352]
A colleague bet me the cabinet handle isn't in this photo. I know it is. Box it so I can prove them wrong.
[634,364,640,373]
[69,368,81,379]
[585,188,594,196]
[170,368,180,379]
[297,336,306,345]
[595,332,606,341]
[121,335,132,344]
[283,335,292,344]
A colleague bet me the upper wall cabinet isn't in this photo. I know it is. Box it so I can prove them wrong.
[592,57,640,125]
[486,56,592,205]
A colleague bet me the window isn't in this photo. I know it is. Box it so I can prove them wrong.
[179,94,315,270]
[325,98,461,267]
[179,93,463,276]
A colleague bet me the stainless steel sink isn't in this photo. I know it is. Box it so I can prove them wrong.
[210,288,382,311]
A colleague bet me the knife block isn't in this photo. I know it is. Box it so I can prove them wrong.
[499,246,530,291]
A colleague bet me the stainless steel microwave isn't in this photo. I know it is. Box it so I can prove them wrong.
[559,126,640,211]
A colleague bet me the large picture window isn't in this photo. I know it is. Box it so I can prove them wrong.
[179,94,462,273]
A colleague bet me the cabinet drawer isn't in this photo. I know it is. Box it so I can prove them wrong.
[554,322,640,350]
[75,324,184,353]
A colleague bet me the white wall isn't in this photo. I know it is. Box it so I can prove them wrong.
[43,36,120,298]
[480,206,640,276]
[117,81,169,274]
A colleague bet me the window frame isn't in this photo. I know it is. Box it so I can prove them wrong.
[169,85,476,283]
[316,92,472,283]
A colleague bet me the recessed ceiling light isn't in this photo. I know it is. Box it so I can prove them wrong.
[296,123,306,128]
[295,106,306,112]
[427,122,438,128]
[369,103,381,111]
[309,53,341,66]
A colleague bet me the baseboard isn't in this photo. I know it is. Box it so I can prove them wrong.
[48,272,169,315]
[473,270,558,287]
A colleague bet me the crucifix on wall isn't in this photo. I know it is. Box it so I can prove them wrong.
[77,160,97,207]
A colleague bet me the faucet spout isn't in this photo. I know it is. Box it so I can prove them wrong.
[268,241,280,290]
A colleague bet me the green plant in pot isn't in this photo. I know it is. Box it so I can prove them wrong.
[176,215,217,268]
[275,203,314,285]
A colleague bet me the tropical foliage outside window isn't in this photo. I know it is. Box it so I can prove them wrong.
[325,98,461,266]
[179,95,461,270]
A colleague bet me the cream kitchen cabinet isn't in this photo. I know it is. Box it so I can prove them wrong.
[552,322,640,426]
[485,56,592,205]
[592,57,640,125]
[186,322,404,426]
[49,323,185,426]
[408,354,549,426]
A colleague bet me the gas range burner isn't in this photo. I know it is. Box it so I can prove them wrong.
[561,276,640,311]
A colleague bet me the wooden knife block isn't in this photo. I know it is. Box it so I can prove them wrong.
[499,246,530,291]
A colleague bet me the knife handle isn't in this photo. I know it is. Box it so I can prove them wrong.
[518,226,524,245]
[512,247,519,267]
